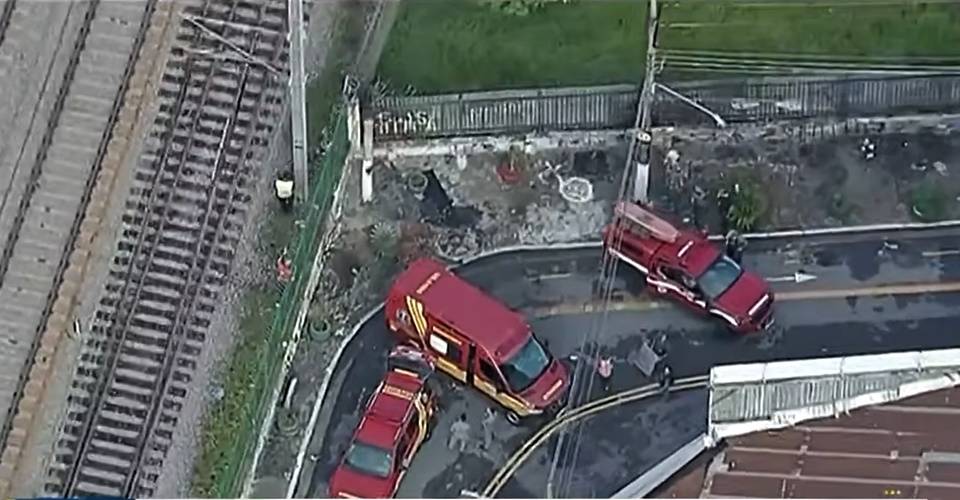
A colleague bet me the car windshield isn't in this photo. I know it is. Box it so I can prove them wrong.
[344,441,393,478]
[499,336,551,393]
[697,255,744,300]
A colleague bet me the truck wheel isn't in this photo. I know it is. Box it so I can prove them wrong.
[506,411,522,426]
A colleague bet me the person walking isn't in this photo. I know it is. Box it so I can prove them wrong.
[448,413,470,453]
[659,364,673,393]
[481,407,496,450]
[597,355,614,393]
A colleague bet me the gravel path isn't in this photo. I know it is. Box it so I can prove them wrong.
[152,0,346,496]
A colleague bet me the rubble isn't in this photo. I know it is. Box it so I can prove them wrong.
[652,116,960,230]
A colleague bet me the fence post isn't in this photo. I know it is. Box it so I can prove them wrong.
[348,95,362,159]
[361,118,374,203]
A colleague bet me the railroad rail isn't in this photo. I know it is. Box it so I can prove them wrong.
[482,374,710,498]
[0,1,15,49]
[44,0,288,496]
[0,0,154,456]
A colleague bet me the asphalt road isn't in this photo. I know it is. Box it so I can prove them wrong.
[299,228,960,498]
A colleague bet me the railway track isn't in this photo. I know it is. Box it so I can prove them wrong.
[0,1,15,49]
[0,0,154,455]
[45,0,288,496]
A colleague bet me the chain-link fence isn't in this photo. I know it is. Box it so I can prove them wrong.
[212,109,349,497]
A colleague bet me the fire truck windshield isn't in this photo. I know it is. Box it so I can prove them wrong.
[697,255,743,300]
[500,336,551,393]
[345,441,393,478]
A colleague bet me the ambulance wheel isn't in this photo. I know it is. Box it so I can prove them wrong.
[506,411,522,426]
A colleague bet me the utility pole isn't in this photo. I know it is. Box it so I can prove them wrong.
[632,0,659,202]
[289,0,309,204]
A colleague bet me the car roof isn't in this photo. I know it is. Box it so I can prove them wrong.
[390,258,530,361]
[354,371,424,449]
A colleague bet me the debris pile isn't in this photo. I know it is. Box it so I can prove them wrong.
[518,200,608,245]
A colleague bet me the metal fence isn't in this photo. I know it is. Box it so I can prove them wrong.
[369,74,960,141]
[369,84,638,140]
[212,109,349,497]
[655,74,960,125]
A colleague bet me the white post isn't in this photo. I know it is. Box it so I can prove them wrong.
[632,0,659,203]
[289,0,309,203]
[361,118,374,203]
[348,95,362,158]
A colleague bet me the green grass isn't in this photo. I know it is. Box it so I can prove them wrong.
[377,0,960,92]
[660,1,960,57]
[377,0,647,92]
[306,5,369,143]
[192,289,277,497]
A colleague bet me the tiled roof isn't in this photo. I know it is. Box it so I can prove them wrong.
[701,386,960,499]
[654,348,960,500]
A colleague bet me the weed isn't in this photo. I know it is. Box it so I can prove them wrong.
[909,180,950,222]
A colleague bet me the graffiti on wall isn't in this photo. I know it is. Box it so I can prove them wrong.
[373,110,434,138]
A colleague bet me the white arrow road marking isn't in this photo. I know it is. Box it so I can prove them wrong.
[922,249,960,257]
[766,271,818,283]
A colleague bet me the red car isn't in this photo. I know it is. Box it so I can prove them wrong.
[603,202,774,333]
[328,346,438,498]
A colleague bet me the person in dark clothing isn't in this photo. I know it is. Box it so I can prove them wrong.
[659,364,673,393]
[597,356,613,393]
[724,229,747,264]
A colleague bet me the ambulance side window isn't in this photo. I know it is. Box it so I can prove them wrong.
[479,360,504,390]
[429,332,462,364]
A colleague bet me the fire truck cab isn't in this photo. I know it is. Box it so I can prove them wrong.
[386,257,569,425]
[329,345,438,498]
[603,202,774,333]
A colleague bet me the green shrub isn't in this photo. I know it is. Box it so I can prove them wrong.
[477,0,567,16]
[722,174,767,232]
[909,180,949,222]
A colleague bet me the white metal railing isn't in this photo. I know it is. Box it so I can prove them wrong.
[708,348,960,442]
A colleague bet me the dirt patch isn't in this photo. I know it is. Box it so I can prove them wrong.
[653,118,960,232]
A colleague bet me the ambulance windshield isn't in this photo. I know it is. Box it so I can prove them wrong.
[500,337,551,393]
[345,441,393,478]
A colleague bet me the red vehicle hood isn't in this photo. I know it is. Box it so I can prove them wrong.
[519,359,569,408]
[329,465,396,498]
[713,271,769,318]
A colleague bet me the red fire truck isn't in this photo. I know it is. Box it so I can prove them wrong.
[603,202,774,333]
[328,345,438,498]
[386,257,569,425]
